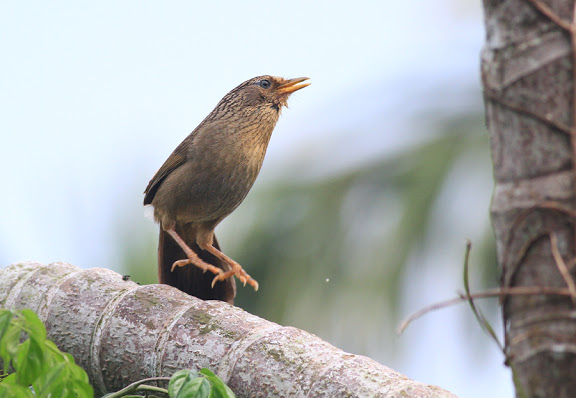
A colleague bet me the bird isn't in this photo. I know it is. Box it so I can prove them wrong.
[144,75,310,304]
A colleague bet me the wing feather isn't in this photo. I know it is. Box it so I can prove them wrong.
[143,139,189,205]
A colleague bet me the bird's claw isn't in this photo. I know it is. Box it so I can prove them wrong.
[171,258,223,275]
[171,259,191,272]
[211,275,222,289]
[210,267,258,291]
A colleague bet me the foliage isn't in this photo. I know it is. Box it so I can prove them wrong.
[104,369,235,398]
[0,309,235,398]
[0,309,93,398]
[170,369,235,398]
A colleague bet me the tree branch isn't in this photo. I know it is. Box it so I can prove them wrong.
[0,262,456,398]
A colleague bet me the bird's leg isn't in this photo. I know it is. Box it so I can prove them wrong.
[166,228,223,276]
[201,245,259,291]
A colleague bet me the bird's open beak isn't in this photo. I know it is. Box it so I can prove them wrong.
[276,77,310,94]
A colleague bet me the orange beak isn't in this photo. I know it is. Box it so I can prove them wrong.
[276,77,310,94]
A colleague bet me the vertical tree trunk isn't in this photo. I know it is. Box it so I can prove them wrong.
[482,1,576,397]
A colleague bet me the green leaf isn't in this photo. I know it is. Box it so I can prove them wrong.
[32,362,65,397]
[0,320,21,374]
[199,369,235,398]
[67,379,94,398]
[33,353,94,398]
[56,362,93,397]
[0,373,17,385]
[43,340,66,362]
[169,369,210,398]
[0,311,14,346]
[15,337,47,386]
[169,369,196,391]
[65,359,91,385]
[0,383,35,398]
[0,309,93,397]
[19,310,46,344]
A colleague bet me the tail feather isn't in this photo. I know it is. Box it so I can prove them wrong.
[158,224,236,304]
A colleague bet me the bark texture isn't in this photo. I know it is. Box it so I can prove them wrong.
[482,1,576,397]
[0,262,456,398]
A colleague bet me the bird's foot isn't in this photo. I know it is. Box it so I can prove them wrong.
[211,263,259,291]
[171,258,223,276]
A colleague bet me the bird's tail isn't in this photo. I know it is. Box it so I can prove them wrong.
[158,224,236,304]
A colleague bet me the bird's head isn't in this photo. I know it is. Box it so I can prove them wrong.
[222,75,310,113]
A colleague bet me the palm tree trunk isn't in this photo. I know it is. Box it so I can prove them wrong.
[482,1,576,396]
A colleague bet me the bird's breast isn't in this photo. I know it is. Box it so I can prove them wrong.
[175,122,274,221]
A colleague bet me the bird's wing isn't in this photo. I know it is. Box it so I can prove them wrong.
[143,140,188,205]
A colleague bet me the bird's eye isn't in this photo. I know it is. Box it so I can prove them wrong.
[258,79,271,89]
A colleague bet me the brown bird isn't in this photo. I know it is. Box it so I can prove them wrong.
[144,75,310,304]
